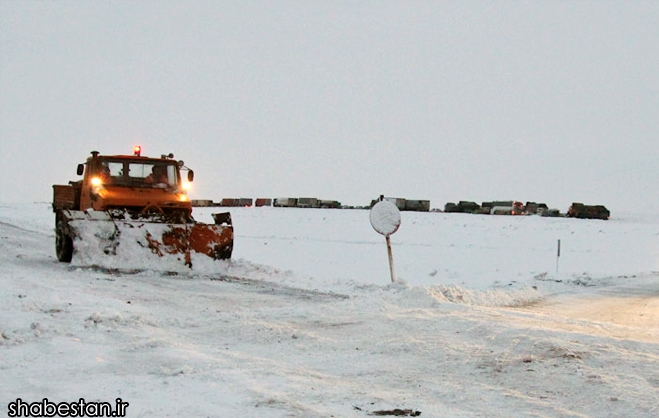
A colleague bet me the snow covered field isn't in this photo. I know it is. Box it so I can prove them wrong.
[1,202,658,417]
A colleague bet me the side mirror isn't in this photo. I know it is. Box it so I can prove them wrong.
[187,170,194,182]
[77,164,84,176]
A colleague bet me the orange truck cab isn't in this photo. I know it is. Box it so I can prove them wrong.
[75,149,193,222]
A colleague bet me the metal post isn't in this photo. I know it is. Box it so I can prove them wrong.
[556,239,561,274]
[386,235,396,283]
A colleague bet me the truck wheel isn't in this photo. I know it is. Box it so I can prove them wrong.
[56,219,73,262]
[215,243,233,260]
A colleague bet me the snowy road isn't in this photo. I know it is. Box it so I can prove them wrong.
[1,203,658,417]
[522,278,659,342]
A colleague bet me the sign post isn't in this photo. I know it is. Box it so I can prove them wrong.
[369,196,401,283]
[556,239,561,274]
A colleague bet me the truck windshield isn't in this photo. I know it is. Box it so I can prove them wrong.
[101,161,178,188]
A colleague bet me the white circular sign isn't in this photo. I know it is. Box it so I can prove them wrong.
[370,200,401,237]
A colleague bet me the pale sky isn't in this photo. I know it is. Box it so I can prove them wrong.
[1,1,657,212]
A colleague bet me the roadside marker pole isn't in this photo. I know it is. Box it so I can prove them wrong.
[385,235,396,283]
[556,239,561,274]
[370,195,402,284]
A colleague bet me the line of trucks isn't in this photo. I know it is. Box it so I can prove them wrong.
[193,197,609,220]
[444,200,610,220]
[191,197,343,209]
[193,197,429,211]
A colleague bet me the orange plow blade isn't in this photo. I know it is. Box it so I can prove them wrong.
[151,223,234,264]
[64,210,233,270]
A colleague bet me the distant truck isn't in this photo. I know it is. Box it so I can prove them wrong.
[524,202,548,215]
[255,198,272,207]
[273,198,298,207]
[297,197,319,208]
[372,197,429,212]
[318,199,341,209]
[404,199,430,212]
[567,203,610,220]
[483,200,524,215]
[444,201,479,213]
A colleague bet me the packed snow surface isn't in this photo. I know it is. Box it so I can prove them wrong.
[1,202,659,417]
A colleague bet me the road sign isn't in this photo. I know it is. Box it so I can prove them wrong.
[370,198,401,283]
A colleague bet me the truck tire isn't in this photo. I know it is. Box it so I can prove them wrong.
[217,243,233,260]
[56,219,73,262]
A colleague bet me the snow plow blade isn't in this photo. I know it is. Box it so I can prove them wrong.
[60,210,233,270]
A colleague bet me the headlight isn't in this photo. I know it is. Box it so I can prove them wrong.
[90,177,106,196]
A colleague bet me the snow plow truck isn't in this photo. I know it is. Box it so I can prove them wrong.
[52,147,233,267]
